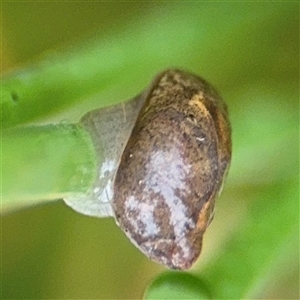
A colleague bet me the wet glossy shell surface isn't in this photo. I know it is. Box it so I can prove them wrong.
[112,70,231,269]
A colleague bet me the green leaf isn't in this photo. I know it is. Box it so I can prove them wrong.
[1,124,97,213]
[198,179,298,299]
[144,272,211,300]
[2,2,296,128]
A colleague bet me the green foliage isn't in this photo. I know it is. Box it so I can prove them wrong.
[200,180,298,299]
[2,2,299,299]
[2,124,97,213]
[144,273,211,299]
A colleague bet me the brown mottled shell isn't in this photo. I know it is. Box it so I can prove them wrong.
[112,69,231,269]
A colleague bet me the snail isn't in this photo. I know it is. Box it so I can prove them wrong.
[64,69,231,270]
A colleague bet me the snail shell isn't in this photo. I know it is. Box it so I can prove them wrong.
[112,70,231,269]
[64,69,231,270]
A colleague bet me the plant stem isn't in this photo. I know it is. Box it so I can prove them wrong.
[1,124,97,213]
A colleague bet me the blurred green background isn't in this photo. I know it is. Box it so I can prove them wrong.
[1,2,299,299]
